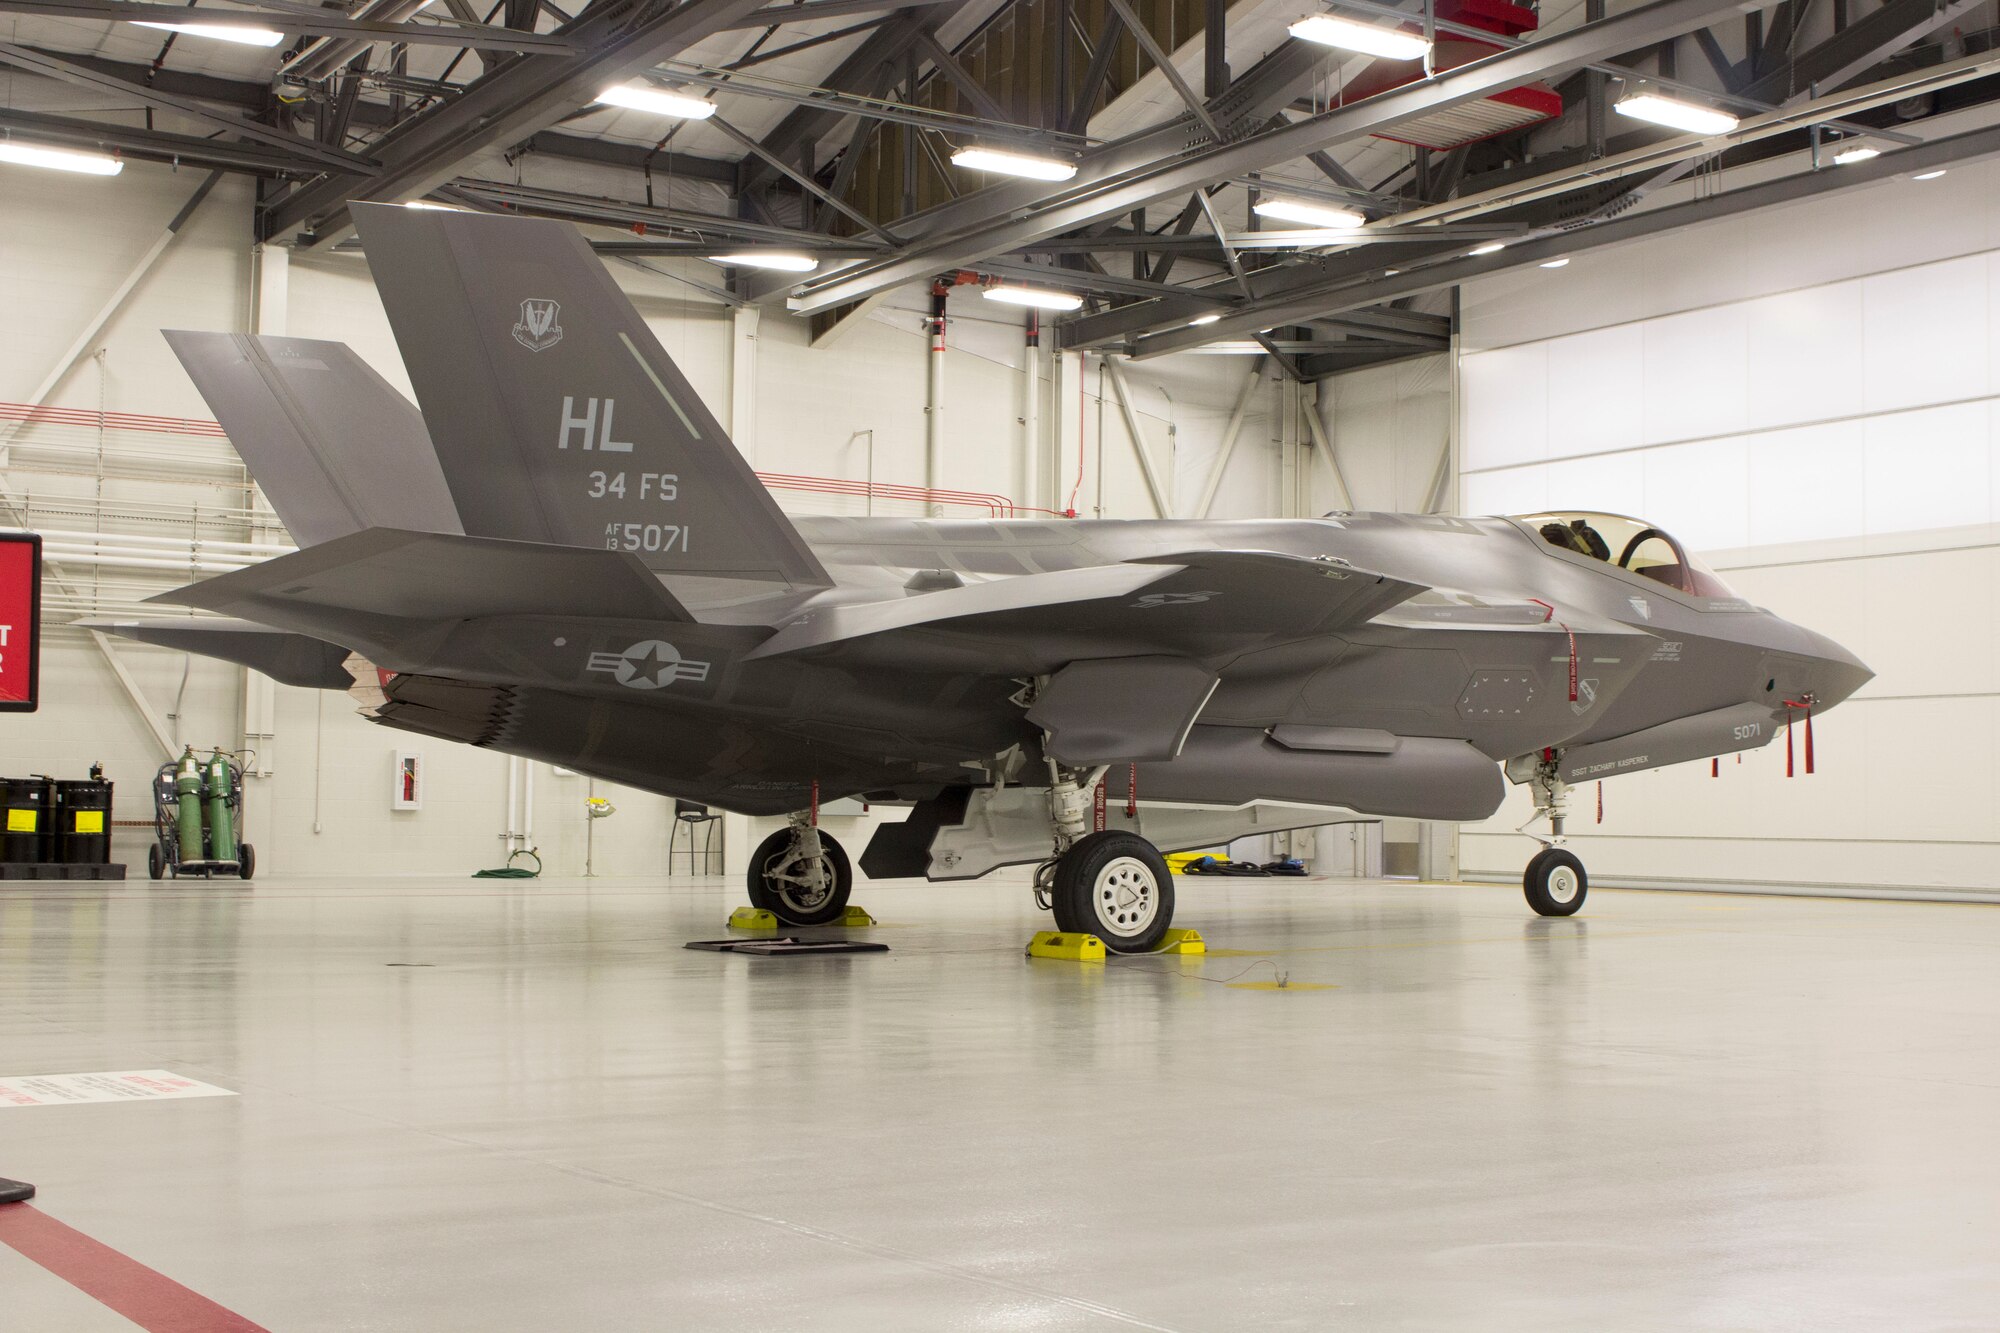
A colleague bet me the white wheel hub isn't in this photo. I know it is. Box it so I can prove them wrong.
[765,851,833,911]
[1546,864,1580,904]
[1093,856,1158,936]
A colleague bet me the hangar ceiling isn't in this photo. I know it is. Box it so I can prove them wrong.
[1,0,1998,375]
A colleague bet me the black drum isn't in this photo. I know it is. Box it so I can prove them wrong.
[54,779,112,866]
[1,776,54,863]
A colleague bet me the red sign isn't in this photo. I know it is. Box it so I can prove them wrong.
[0,534,41,712]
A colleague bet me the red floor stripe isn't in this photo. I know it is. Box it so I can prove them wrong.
[0,1202,269,1333]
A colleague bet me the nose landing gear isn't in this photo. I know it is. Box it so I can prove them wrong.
[1519,752,1587,917]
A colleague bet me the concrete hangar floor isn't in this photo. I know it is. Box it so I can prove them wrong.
[2,873,1997,1331]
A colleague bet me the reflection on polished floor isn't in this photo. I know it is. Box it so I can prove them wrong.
[3,874,1998,1331]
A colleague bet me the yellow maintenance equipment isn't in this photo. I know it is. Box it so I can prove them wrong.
[1026,930,1106,962]
[727,907,781,931]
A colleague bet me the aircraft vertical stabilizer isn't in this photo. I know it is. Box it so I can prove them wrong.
[163,331,462,545]
[349,203,830,587]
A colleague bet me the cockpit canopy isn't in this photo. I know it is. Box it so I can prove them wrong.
[1516,511,1737,598]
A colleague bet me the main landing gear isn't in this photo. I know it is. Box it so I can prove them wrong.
[748,814,853,926]
[1518,752,1587,917]
[1030,768,1176,954]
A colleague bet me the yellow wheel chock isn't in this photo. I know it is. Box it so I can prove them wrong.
[727,907,780,931]
[1153,928,1205,955]
[839,906,875,927]
[1026,930,1106,962]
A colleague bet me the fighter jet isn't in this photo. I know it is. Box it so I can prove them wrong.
[92,205,1872,952]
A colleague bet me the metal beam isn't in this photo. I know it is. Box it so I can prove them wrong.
[0,0,579,51]
[1102,357,1174,518]
[0,41,376,174]
[1741,0,1976,97]
[725,0,953,26]
[1129,115,2000,358]
[785,0,1778,316]
[0,107,312,174]
[979,257,1189,301]
[88,632,178,761]
[1104,0,1223,143]
[913,29,1009,123]
[446,178,884,249]
[263,0,773,243]
[739,7,937,192]
[514,130,737,183]
[706,113,902,243]
[1379,44,2000,228]
[649,62,1067,144]
[1193,359,1266,518]
[1074,42,2000,352]
[1064,8,1125,134]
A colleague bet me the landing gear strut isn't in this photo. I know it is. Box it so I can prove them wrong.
[748,815,853,926]
[1519,752,1587,917]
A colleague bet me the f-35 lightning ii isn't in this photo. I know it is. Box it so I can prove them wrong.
[93,205,1872,951]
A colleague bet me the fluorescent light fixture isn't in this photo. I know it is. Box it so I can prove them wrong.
[402,200,462,211]
[1185,341,1270,354]
[0,141,122,176]
[1911,168,1947,180]
[1539,257,1570,269]
[595,83,716,119]
[1251,197,1366,229]
[131,19,285,45]
[1188,313,1222,326]
[949,146,1077,181]
[709,252,820,272]
[1288,13,1430,60]
[1832,142,1880,164]
[982,284,1083,312]
[1468,241,1506,256]
[1613,90,1739,136]
[1382,267,1400,276]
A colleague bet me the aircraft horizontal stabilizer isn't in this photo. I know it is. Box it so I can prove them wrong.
[149,528,689,643]
[80,617,353,689]
[748,549,1426,671]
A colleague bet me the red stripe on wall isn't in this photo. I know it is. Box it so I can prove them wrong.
[0,1202,270,1333]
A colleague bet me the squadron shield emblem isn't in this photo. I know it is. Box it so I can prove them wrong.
[511,298,563,352]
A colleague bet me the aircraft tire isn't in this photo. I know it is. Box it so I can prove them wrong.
[1523,847,1587,917]
[1052,831,1175,954]
[748,828,853,926]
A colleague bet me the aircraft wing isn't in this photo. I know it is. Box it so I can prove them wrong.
[748,550,1426,673]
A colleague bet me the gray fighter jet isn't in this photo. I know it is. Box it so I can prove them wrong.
[93,205,1871,951]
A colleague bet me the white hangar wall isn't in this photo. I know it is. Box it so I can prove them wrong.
[0,160,1292,878]
[1454,155,2000,895]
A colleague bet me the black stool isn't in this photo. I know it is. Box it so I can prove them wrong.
[668,799,721,875]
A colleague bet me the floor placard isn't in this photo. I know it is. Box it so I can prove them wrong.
[0,1071,236,1108]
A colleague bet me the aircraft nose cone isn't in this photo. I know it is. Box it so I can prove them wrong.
[1801,629,1873,711]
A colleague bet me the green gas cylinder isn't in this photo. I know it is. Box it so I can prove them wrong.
[203,749,237,863]
[174,746,205,860]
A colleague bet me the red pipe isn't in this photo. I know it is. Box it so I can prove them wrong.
[17,401,1077,519]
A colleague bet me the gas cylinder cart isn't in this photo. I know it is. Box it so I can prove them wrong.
[148,746,255,880]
